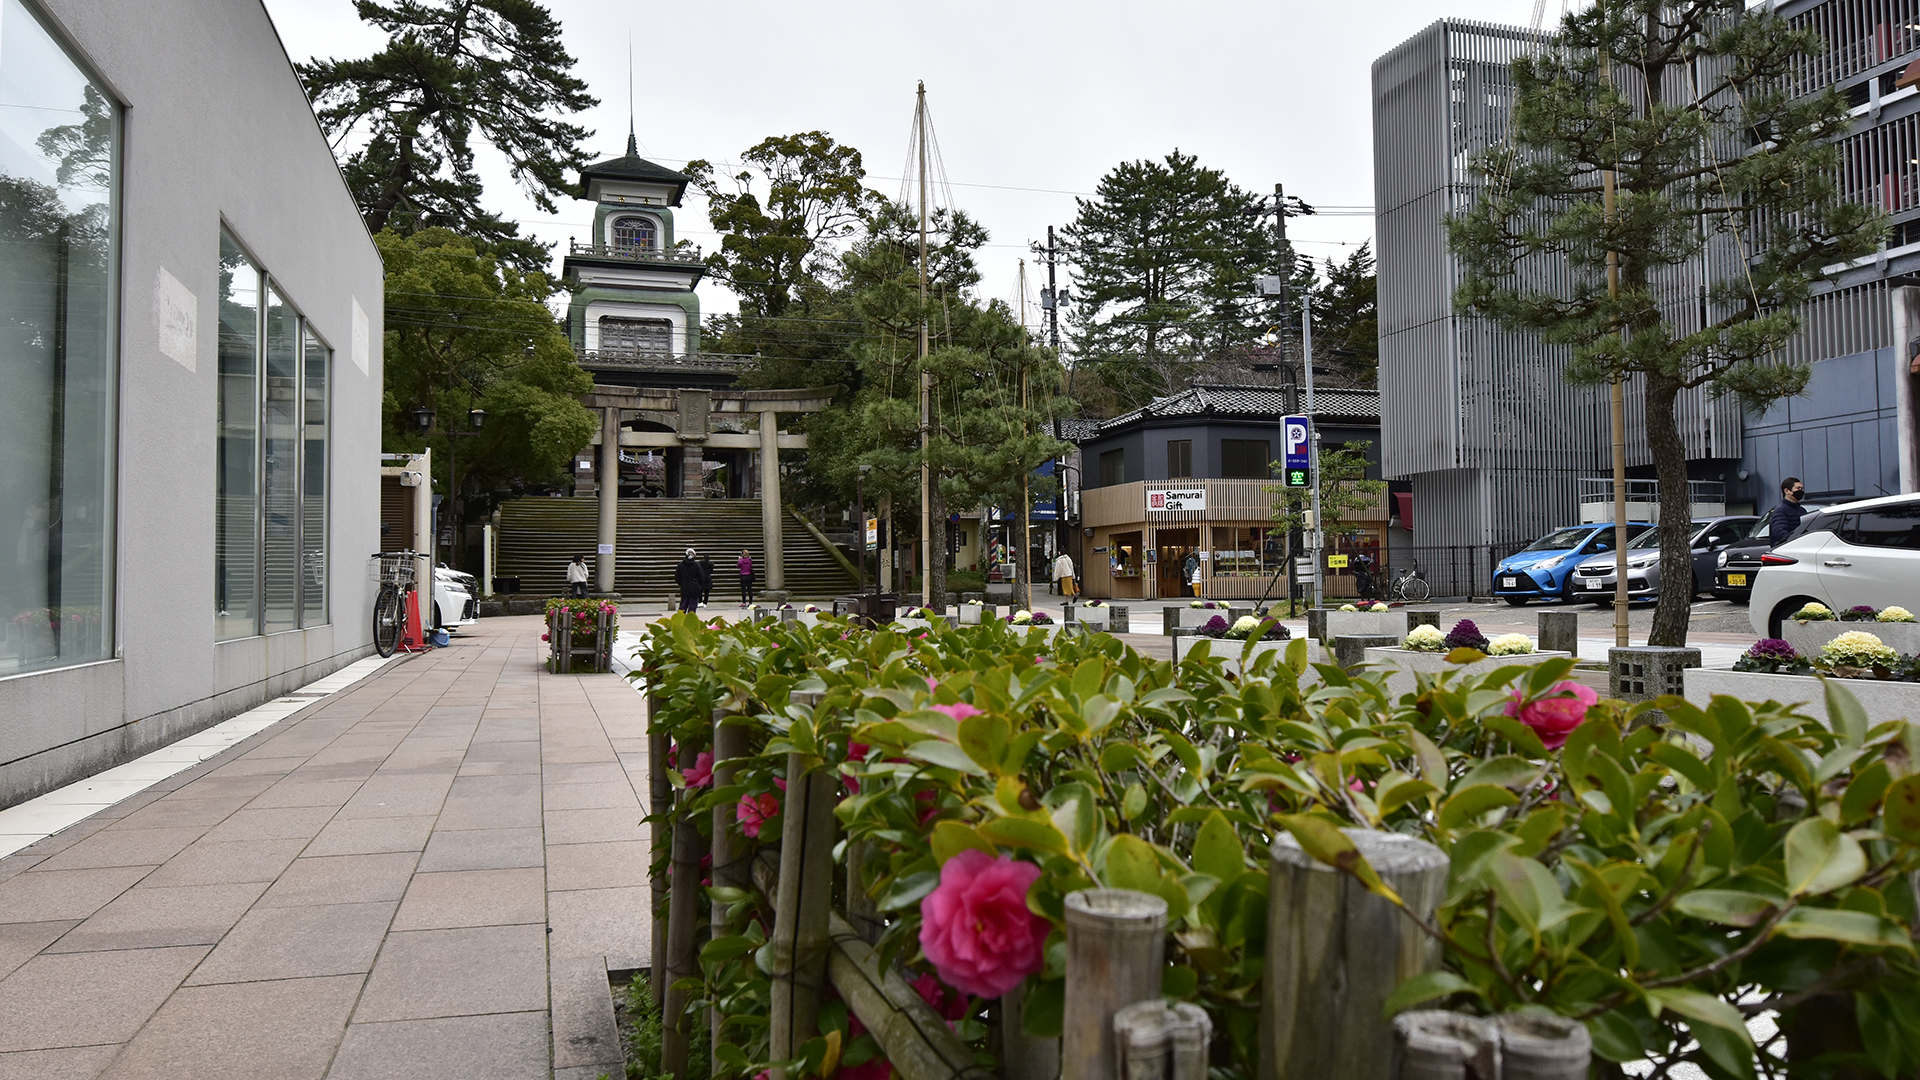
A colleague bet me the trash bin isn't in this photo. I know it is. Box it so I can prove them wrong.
[492,576,521,595]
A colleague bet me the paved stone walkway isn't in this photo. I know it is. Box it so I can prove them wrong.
[0,616,647,1080]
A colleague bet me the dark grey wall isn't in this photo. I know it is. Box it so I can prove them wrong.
[1083,418,1383,486]
[1740,347,1901,509]
[0,0,384,806]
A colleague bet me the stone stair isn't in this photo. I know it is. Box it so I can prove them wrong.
[495,498,855,602]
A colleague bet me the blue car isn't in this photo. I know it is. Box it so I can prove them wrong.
[1494,522,1655,606]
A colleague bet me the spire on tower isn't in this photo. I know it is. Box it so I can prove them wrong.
[627,120,637,158]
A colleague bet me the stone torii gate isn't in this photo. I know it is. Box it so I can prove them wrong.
[581,384,835,596]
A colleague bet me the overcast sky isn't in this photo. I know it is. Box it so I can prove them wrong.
[260,0,1556,325]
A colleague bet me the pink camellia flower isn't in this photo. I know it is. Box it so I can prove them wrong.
[918,849,1049,999]
[737,791,781,838]
[930,701,982,723]
[842,742,872,795]
[840,1059,893,1080]
[911,971,969,1022]
[682,752,713,789]
[1504,680,1599,750]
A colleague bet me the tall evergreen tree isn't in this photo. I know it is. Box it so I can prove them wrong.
[1310,243,1378,385]
[299,0,597,273]
[1059,151,1279,410]
[1449,0,1880,647]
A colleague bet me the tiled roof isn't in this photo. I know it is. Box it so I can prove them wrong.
[1052,417,1103,443]
[1086,383,1379,438]
[580,132,692,195]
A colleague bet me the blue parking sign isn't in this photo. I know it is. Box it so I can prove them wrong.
[1283,416,1309,470]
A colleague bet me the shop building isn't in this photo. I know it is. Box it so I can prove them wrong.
[0,0,383,806]
[1075,385,1389,601]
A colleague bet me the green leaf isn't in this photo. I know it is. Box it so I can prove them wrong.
[1671,889,1777,928]
[701,934,761,964]
[1408,728,1447,790]
[1072,657,1104,702]
[876,870,940,911]
[958,713,1010,774]
[1841,760,1892,826]
[1121,782,1148,822]
[1437,784,1520,830]
[1191,811,1245,881]
[1585,1012,1646,1063]
[1776,908,1916,950]
[1105,834,1163,893]
[1645,988,1753,1042]
[1445,646,1488,664]
[1884,774,1920,843]
[1647,742,1716,792]
[1380,971,1478,1018]
[1276,815,1401,904]
[904,739,987,776]
[1784,818,1867,896]
[1099,743,1145,772]
[1161,964,1199,1000]
[979,816,1071,857]
[1825,678,1870,746]
[930,821,996,866]
[1377,778,1439,817]
[1446,830,1520,906]
[1483,716,1550,758]
[1020,977,1064,1038]
[1457,755,1542,791]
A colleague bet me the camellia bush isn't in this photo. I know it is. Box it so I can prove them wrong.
[637,614,1920,1080]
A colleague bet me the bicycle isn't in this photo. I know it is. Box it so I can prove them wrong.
[370,551,419,658]
[1381,564,1431,603]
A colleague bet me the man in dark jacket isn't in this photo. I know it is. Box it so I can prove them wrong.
[697,552,715,605]
[675,548,705,612]
[1768,477,1807,547]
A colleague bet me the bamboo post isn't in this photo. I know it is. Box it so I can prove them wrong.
[768,690,837,1078]
[710,709,750,1074]
[1003,980,1062,1080]
[1062,889,1167,1080]
[648,695,672,1013]
[1260,829,1448,1080]
[662,759,709,1079]
[1390,1012,1498,1080]
[1491,1013,1590,1080]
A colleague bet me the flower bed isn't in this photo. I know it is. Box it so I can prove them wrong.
[544,598,617,673]
[1361,640,1574,698]
[1781,617,1920,660]
[635,611,1920,1080]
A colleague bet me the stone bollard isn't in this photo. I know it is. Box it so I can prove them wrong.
[1334,634,1400,669]
[1063,889,1167,1080]
[1609,646,1700,703]
[1263,829,1449,1080]
[1537,611,1578,658]
[1162,606,1185,637]
[1109,605,1131,633]
[1409,610,1441,631]
[763,589,791,606]
[1306,608,1327,643]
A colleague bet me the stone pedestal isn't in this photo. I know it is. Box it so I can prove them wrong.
[1610,646,1700,703]
[762,590,790,606]
[1335,634,1401,668]
[1409,610,1440,631]
[1538,611,1579,657]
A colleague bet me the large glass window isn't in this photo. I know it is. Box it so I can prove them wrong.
[1221,439,1271,479]
[217,229,332,637]
[1098,448,1125,487]
[1166,440,1192,479]
[0,0,117,675]
[610,214,656,251]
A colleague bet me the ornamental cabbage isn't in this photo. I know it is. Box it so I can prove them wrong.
[1821,630,1898,668]
[1402,624,1447,651]
[1879,606,1916,623]
[1793,601,1836,621]
[1488,633,1535,656]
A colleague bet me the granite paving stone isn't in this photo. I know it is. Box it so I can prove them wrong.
[0,946,207,1051]
[95,974,363,1080]
[255,852,421,908]
[45,881,269,953]
[391,868,546,931]
[0,865,153,922]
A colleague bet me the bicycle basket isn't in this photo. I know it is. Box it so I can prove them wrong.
[371,551,418,587]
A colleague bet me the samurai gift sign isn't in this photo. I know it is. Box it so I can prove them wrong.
[1146,488,1206,512]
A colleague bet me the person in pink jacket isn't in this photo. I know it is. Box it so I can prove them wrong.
[738,549,755,606]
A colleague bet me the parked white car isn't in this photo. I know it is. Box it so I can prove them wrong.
[432,566,478,630]
[1749,493,1920,638]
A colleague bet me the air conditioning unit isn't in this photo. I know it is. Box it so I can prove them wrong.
[399,470,424,487]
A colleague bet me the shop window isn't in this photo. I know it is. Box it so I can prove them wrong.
[1,0,117,675]
[1221,439,1271,479]
[1109,532,1142,578]
[1211,527,1282,579]
[1099,448,1126,486]
[1167,439,1191,478]
[217,229,331,639]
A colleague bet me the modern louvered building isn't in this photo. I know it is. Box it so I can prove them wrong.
[1374,9,1917,576]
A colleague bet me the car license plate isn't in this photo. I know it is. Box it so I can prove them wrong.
[1726,573,1747,586]
[1501,577,1517,588]
[1586,579,1604,589]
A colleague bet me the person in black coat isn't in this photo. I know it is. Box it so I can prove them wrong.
[675,548,705,612]
[697,552,715,605]
[1768,477,1807,547]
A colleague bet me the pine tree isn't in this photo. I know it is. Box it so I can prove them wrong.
[1449,0,1881,646]
[299,0,597,273]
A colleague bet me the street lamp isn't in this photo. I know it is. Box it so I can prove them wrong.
[415,404,487,570]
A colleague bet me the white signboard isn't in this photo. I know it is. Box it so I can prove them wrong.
[598,543,614,555]
[153,268,197,372]
[1146,488,1206,513]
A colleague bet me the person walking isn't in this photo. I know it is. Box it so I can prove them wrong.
[697,552,715,607]
[1051,551,1076,597]
[675,548,704,613]
[1182,551,1202,598]
[1768,476,1807,547]
[566,554,590,598]
[738,549,755,606]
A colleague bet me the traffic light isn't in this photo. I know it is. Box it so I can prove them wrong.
[1284,467,1310,488]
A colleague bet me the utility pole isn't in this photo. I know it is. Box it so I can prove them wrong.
[1302,293,1323,609]
[1017,259,1032,612]
[1042,226,1061,351]
[916,82,933,609]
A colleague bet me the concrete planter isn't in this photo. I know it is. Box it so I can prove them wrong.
[959,605,989,625]
[1163,604,1248,635]
[1781,620,1920,659]
[1315,610,1412,644]
[893,617,932,633]
[1361,647,1574,697]
[1074,604,1131,633]
[1683,668,1920,726]
[1173,635,1326,676]
[794,611,823,628]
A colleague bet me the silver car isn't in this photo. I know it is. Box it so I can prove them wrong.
[1570,516,1757,604]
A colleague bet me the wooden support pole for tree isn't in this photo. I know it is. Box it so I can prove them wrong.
[662,743,710,1079]
[711,709,750,1076]
[1391,1011,1498,1080]
[1261,829,1448,1080]
[1114,1000,1210,1080]
[1062,889,1168,1080]
[648,694,672,1013]
[768,691,837,1078]
[1002,980,1062,1080]
[1491,1013,1590,1080]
